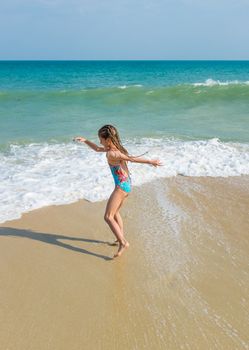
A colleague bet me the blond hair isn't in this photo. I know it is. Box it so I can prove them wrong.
[98,125,128,155]
[98,124,148,175]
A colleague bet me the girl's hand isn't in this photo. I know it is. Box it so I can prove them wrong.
[149,159,163,167]
[73,136,86,143]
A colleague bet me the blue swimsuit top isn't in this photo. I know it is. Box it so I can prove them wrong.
[109,163,132,193]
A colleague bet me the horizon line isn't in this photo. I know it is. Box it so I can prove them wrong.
[1,59,249,62]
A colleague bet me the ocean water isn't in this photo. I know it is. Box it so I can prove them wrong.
[1,60,249,222]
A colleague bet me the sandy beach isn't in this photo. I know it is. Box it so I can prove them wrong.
[1,176,249,350]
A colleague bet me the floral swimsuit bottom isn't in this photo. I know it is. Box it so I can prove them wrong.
[109,164,132,193]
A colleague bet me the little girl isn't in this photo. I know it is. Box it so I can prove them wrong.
[74,124,162,258]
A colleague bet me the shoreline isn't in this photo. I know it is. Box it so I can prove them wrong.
[1,137,249,225]
[1,174,249,226]
[1,175,249,349]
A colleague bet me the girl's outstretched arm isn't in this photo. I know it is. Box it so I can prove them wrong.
[73,136,106,152]
[109,150,163,167]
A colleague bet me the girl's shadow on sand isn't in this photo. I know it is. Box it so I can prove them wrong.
[0,227,113,261]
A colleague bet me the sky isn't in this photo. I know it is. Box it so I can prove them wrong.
[0,0,249,60]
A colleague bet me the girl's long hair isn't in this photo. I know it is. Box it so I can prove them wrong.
[98,125,148,174]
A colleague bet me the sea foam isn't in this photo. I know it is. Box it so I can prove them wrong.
[193,79,249,86]
[0,138,249,223]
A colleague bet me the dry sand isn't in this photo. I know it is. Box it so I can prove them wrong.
[1,176,249,350]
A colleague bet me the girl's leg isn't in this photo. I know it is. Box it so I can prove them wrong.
[114,212,123,241]
[113,193,129,257]
[104,188,126,244]
[104,188,129,257]
[113,196,127,243]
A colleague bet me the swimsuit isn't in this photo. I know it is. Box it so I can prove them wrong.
[109,163,132,193]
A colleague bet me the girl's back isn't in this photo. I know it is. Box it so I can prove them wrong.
[106,150,130,177]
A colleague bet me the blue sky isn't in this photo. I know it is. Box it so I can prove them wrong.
[1,0,249,60]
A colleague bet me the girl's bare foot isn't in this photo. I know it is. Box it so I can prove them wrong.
[113,240,130,258]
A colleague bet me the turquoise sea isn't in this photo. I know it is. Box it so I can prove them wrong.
[1,60,249,144]
[0,60,249,222]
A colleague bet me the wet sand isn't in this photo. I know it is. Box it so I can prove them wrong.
[0,176,249,350]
